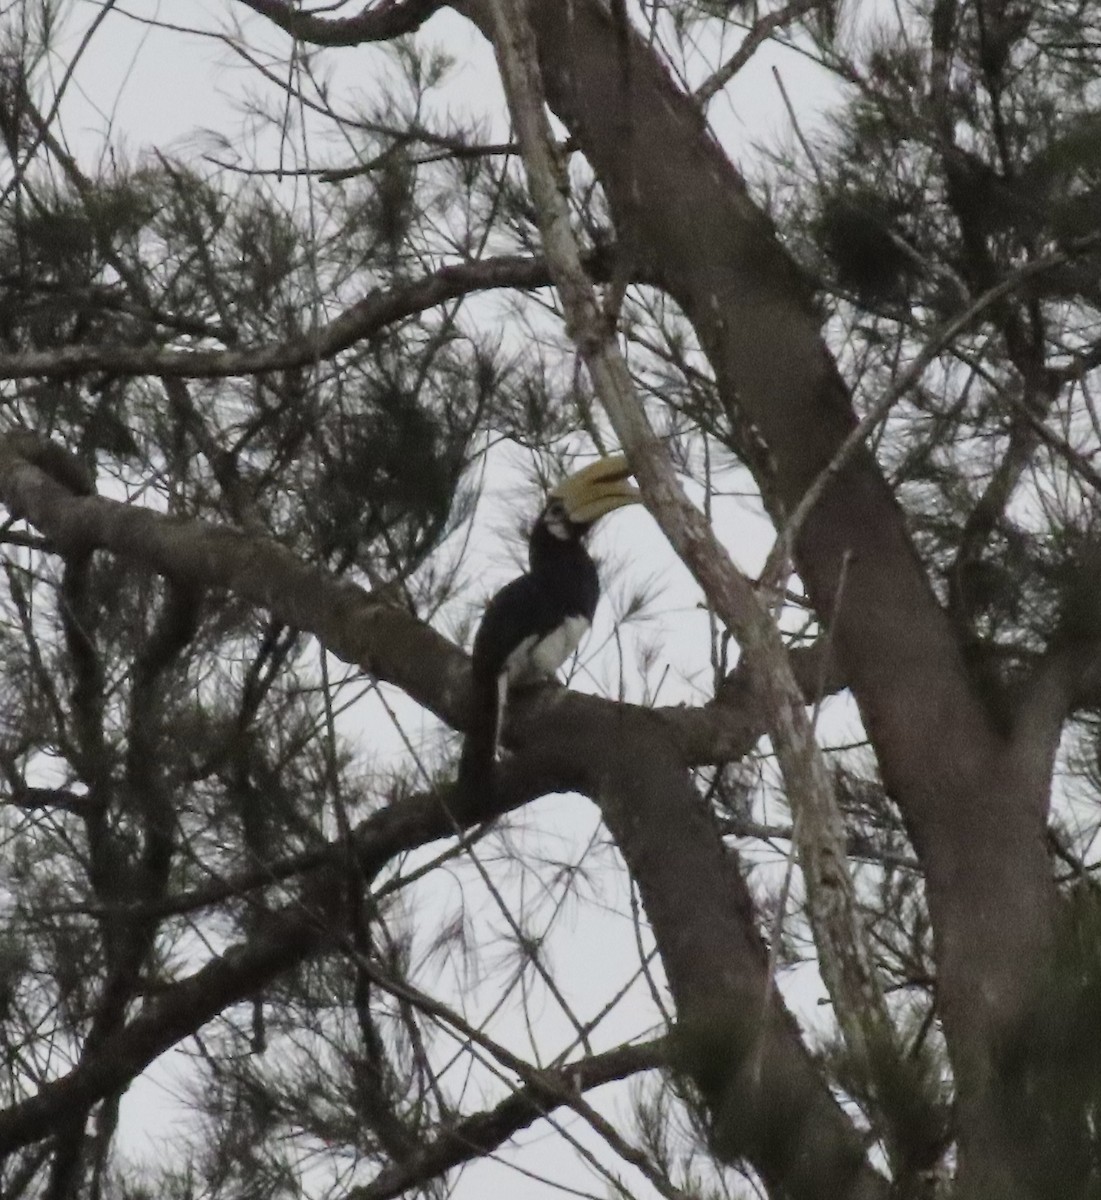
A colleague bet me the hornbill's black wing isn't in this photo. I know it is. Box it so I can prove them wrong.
[458,572,577,797]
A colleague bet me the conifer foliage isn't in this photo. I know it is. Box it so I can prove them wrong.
[1,1,1101,1197]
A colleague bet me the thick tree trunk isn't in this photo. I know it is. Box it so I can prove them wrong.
[525,700,887,1199]
[451,1,1077,1192]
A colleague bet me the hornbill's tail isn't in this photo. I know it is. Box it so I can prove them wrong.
[458,667,501,799]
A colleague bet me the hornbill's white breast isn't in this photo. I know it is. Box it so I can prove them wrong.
[501,613,591,684]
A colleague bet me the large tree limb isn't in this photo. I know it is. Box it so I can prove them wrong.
[560,700,887,1200]
[0,253,590,381]
[0,432,774,767]
[234,0,442,44]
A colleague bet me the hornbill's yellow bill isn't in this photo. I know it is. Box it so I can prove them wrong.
[547,454,640,526]
[458,455,640,798]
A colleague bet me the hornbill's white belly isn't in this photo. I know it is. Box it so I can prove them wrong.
[493,614,591,751]
[502,614,591,684]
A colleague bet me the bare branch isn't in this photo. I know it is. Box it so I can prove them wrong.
[719,817,919,872]
[353,1039,669,1200]
[694,0,820,106]
[235,0,443,44]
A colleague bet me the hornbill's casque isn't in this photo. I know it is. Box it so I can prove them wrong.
[459,455,640,794]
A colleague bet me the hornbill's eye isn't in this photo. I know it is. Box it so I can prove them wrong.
[543,498,570,535]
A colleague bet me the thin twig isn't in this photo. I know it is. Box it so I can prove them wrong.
[695,0,819,106]
[771,65,826,190]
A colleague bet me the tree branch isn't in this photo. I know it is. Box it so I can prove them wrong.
[0,253,590,381]
[351,1039,669,1200]
[761,244,1097,595]
[0,757,551,1156]
[235,0,443,44]
[694,0,820,106]
[0,430,794,769]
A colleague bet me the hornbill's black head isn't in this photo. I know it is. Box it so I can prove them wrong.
[459,455,640,797]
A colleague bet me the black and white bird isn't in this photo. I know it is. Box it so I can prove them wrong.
[459,455,640,795]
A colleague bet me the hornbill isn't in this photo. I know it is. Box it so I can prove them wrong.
[459,455,640,795]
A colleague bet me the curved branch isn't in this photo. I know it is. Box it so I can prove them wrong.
[0,254,579,381]
[0,432,781,768]
[236,0,443,45]
[353,1038,668,1200]
[559,701,886,1200]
